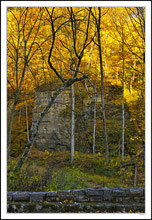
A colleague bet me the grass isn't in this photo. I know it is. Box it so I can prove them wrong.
[7,147,145,192]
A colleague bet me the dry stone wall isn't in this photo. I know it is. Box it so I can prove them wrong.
[32,84,131,153]
[32,89,71,152]
[7,187,145,213]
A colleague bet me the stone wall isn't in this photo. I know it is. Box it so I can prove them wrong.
[32,84,131,153]
[7,187,145,213]
[32,89,71,152]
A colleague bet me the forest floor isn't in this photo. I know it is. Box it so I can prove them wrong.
[8,147,145,192]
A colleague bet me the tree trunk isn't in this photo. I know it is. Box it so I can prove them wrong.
[122,55,125,160]
[87,44,94,73]
[71,82,75,163]
[13,76,88,172]
[7,100,17,162]
[92,93,97,162]
[70,48,75,163]
[19,107,21,122]
[134,164,137,187]
[26,101,29,142]
[141,54,145,106]
[118,139,121,156]
[7,62,27,163]
[97,8,109,163]
[14,83,66,171]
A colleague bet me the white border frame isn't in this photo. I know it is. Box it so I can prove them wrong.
[1,1,151,219]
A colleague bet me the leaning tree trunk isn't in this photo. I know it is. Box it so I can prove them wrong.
[7,62,27,163]
[97,8,109,163]
[13,76,88,172]
[14,83,68,172]
[13,7,93,172]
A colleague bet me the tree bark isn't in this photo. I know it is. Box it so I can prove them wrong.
[7,62,27,163]
[26,101,29,142]
[134,163,137,187]
[97,8,109,163]
[14,76,88,172]
[87,44,94,73]
[71,82,75,163]
[13,7,93,172]
[7,8,44,163]
[19,107,21,123]
[7,100,17,162]
[92,93,97,162]
[122,56,125,160]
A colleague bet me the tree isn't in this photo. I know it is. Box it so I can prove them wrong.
[14,7,96,171]
[7,7,53,162]
[6,7,144,182]
[108,7,145,160]
[109,9,126,160]
[91,7,109,163]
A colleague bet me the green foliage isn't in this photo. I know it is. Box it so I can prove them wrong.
[8,169,42,192]
[118,166,134,185]
[59,108,71,118]
[10,133,27,157]
[7,161,52,192]
[45,166,88,191]
[74,151,80,160]
[80,89,89,100]
[42,150,53,160]
[7,148,144,192]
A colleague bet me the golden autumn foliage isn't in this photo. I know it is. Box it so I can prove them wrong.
[7,7,144,96]
[7,7,145,180]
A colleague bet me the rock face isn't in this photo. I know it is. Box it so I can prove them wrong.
[32,83,131,153]
[7,187,145,213]
[32,88,71,152]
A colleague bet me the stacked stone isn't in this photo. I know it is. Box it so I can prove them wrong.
[7,187,145,213]
[32,90,71,152]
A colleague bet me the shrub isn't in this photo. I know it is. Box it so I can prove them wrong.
[46,166,88,191]
[7,162,53,192]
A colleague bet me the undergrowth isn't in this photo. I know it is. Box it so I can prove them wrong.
[7,148,145,192]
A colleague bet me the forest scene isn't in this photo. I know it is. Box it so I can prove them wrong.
[7,6,145,213]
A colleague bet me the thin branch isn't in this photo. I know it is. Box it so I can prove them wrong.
[46,7,65,83]
[7,79,15,91]
[26,10,44,58]
[26,8,42,43]
[74,8,92,78]
[27,34,53,63]
[67,7,79,59]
